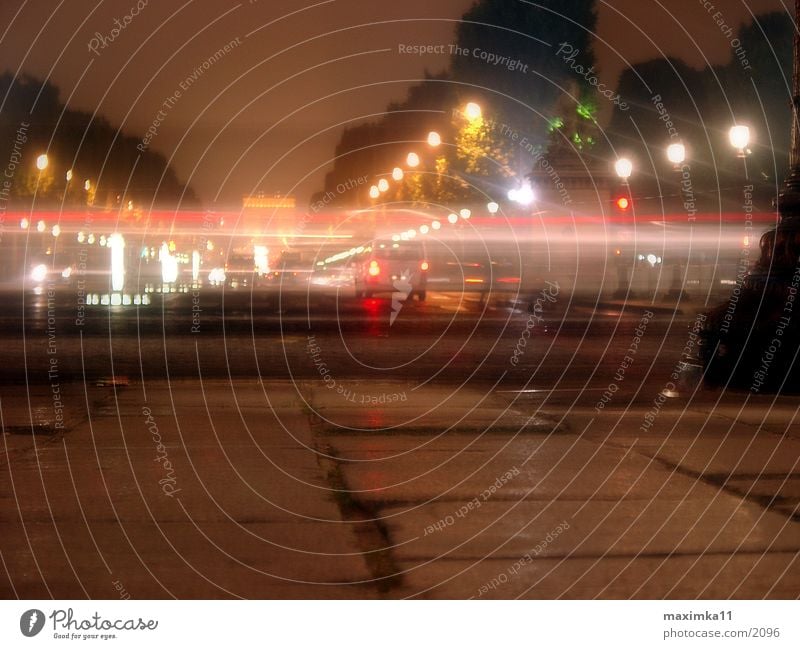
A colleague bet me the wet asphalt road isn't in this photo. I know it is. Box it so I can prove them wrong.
[0,288,700,402]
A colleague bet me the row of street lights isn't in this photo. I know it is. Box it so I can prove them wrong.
[366,101,518,214]
[614,124,751,181]
[33,153,94,191]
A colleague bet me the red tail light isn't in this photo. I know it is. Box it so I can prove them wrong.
[368,260,380,277]
[420,261,429,271]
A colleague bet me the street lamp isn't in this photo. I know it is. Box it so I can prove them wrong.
[464,102,482,121]
[36,154,49,171]
[377,178,389,193]
[368,185,380,200]
[666,142,686,167]
[615,158,633,181]
[487,201,499,214]
[729,125,751,158]
[447,213,458,224]
[459,208,471,220]
[509,183,535,205]
[427,131,442,147]
[406,152,420,168]
[392,167,404,182]
[65,169,73,182]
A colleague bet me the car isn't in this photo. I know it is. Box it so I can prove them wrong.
[354,239,428,300]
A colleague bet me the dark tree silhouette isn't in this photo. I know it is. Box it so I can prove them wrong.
[0,72,197,209]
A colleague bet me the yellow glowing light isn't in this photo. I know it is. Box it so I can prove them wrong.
[464,102,482,121]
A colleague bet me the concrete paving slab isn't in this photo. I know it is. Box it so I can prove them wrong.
[395,553,800,599]
[332,434,713,505]
[380,498,800,562]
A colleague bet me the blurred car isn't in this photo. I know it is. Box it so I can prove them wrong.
[266,249,316,288]
[354,239,428,300]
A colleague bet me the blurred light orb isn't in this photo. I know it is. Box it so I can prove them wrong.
[51,225,61,237]
[406,152,420,168]
[615,158,633,180]
[35,154,48,171]
[447,213,458,224]
[666,143,686,165]
[464,102,482,121]
[729,125,750,150]
[20,218,29,229]
[392,167,404,181]
[487,201,499,214]
[36,220,46,233]
[460,208,471,219]
[419,225,429,235]
[377,178,389,192]
[427,131,442,147]
[369,185,380,199]
[31,264,48,283]
[431,220,441,230]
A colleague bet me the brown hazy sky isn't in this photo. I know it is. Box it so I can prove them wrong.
[0,0,789,205]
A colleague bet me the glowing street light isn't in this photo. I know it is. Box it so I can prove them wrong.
[377,178,390,192]
[392,167,404,182]
[729,125,751,157]
[31,264,48,283]
[487,201,499,214]
[109,233,125,291]
[460,208,472,219]
[65,169,73,182]
[509,183,535,205]
[20,218,29,229]
[36,220,46,233]
[431,220,441,230]
[666,142,686,166]
[159,242,178,283]
[427,131,442,147]
[84,179,91,191]
[369,185,380,200]
[419,225,429,234]
[406,152,420,168]
[464,102,482,121]
[51,225,61,238]
[615,158,633,181]
[447,213,458,224]
[35,154,49,171]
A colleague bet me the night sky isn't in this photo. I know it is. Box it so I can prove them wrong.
[0,0,787,206]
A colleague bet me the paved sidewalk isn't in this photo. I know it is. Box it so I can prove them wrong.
[1,378,798,599]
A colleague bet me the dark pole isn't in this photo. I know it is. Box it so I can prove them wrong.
[777,0,800,221]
